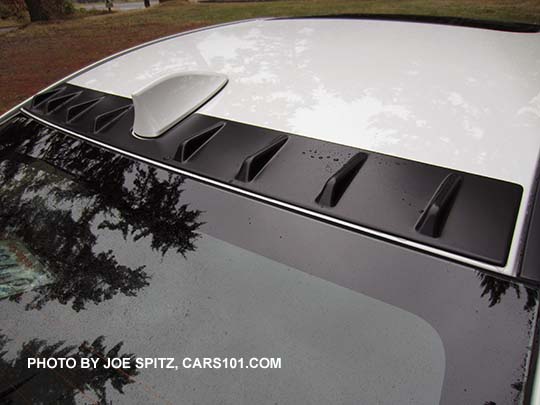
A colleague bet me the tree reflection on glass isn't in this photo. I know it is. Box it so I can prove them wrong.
[477,272,538,312]
[0,117,202,311]
[0,332,138,404]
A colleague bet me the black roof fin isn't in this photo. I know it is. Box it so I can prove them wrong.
[22,83,523,265]
[94,105,132,134]
[316,152,367,207]
[32,87,65,108]
[45,92,82,114]
[66,97,103,122]
[174,122,225,163]
[235,135,288,182]
[416,173,462,237]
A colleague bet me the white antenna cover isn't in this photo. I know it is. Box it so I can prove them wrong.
[132,72,228,138]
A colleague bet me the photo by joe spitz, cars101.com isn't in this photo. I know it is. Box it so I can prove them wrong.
[1,12,540,405]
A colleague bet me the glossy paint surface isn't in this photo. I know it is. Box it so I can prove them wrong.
[132,72,228,138]
[69,19,540,275]
[0,116,538,404]
[20,84,524,269]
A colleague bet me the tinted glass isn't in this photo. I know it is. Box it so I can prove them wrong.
[0,115,537,404]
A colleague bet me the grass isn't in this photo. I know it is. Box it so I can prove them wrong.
[0,18,22,28]
[1,0,539,114]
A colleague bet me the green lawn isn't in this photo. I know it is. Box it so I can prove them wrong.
[107,0,540,26]
[86,0,540,27]
[0,17,21,28]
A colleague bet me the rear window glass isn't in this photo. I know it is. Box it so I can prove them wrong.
[0,115,536,404]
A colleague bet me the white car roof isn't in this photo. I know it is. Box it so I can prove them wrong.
[68,18,540,275]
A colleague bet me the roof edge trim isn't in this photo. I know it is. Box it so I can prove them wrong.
[274,14,540,33]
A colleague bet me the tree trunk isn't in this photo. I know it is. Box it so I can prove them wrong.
[144,0,150,7]
[24,0,49,21]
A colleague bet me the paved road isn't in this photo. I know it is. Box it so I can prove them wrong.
[0,26,18,33]
[0,27,19,34]
[78,0,159,11]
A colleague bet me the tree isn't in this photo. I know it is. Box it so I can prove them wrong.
[1,0,26,20]
[0,333,139,403]
[24,0,48,21]
[22,0,73,22]
[477,272,537,311]
[0,117,202,311]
